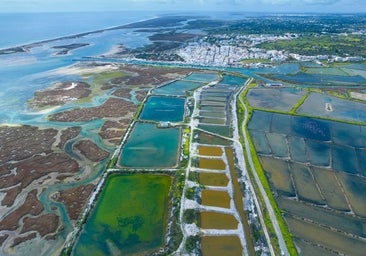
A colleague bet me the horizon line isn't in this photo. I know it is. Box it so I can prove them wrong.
[0,10,365,15]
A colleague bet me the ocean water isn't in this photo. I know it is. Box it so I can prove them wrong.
[0,11,251,50]
[0,11,259,124]
[0,11,160,123]
[0,11,156,49]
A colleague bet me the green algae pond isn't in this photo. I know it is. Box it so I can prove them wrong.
[72,173,172,256]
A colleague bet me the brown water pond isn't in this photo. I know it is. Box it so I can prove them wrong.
[200,211,238,229]
[198,146,223,157]
[260,156,295,197]
[198,158,226,170]
[201,235,243,256]
[201,190,231,208]
[199,173,228,187]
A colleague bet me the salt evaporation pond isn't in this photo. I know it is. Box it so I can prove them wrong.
[119,122,180,167]
[220,74,247,86]
[247,87,306,112]
[248,110,366,254]
[201,236,243,256]
[139,96,185,122]
[73,173,172,256]
[153,80,202,96]
[271,72,366,85]
[297,92,366,123]
[184,72,218,82]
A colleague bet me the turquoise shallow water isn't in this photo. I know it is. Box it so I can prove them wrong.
[119,122,181,168]
[0,12,158,124]
[220,74,248,86]
[140,96,185,122]
[0,12,155,49]
[153,80,202,96]
[184,72,219,82]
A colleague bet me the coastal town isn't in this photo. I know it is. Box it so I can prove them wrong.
[176,33,365,67]
[102,15,366,68]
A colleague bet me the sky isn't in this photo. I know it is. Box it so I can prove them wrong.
[0,0,365,13]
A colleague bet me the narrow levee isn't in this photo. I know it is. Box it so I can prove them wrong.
[226,147,255,255]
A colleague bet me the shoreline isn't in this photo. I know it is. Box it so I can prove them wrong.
[0,14,161,53]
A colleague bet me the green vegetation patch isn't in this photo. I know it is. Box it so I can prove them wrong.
[260,34,366,57]
[73,173,172,256]
[79,70,127,103]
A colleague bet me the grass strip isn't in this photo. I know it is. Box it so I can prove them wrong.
[238,89,298,255]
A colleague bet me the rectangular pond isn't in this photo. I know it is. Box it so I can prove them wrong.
[248,110,366,255]
[194,130,232,146]
[297,92,366,123]
[198,172,228,187]
[119,122,180,168]
[247,110,272,132]
[139,96,185,122]
[153,80,202,96]
[198,124,231,137]
[247,87,306,112]
[201,236,243,256]
[220,74,248,86]
[73,173,172,256]
[183,72,218,83]
[270,72,366,86]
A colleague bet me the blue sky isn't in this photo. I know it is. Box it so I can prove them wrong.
[0,0,365,13]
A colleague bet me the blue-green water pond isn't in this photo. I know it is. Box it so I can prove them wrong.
[139,96,185,122]
[119,122,180,168]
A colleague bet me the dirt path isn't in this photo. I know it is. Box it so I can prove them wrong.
[238,80,289,256]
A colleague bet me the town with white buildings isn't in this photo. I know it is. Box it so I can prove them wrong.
[174,33,365,67]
